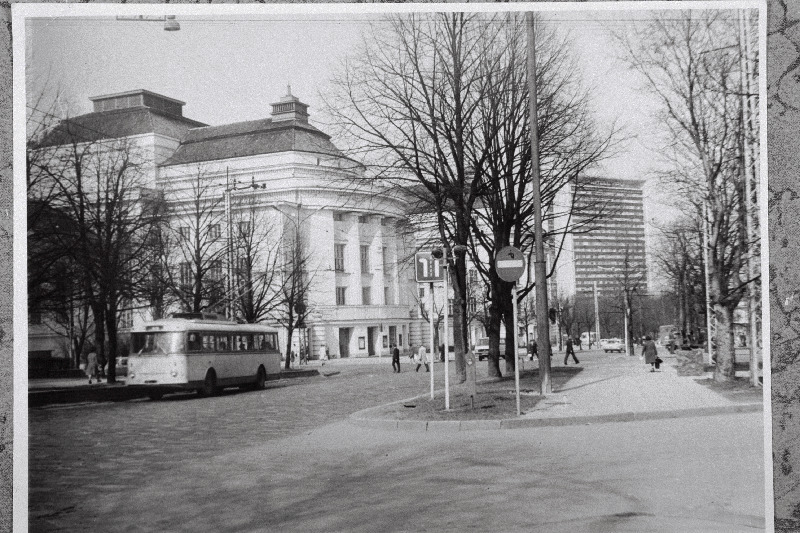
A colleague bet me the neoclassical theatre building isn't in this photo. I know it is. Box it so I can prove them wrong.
[31,88,424,361]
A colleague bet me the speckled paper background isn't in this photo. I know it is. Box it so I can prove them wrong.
[1,1,795,532]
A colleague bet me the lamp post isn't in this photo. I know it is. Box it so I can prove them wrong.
[593,281,601,347]
[431,247,449,410]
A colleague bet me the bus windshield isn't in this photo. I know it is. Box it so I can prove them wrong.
[131,332,184,355]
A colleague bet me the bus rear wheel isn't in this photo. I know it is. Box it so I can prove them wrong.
[198,370,217,397]
[147,391,164,401]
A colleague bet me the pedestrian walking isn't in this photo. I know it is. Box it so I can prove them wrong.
[529,340,538,361]
[415,345,430,372]
[641,335,660,372]
[563,337,579,365]
[84,345,99,384]
[391,344,401,373]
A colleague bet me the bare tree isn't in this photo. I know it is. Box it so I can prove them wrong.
[231,198,284,323]
[328,13,615,380]
[29,117,165,382]
[271,208,316,370]
[162,166,227,315]
[616,10,759,380]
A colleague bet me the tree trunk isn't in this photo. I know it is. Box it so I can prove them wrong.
[486,291,503,378]
[105,302,118,383]
[284,324,294,370]
[503,305,516,374]
[713,304,736,382]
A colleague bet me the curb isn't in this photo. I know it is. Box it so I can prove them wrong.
[29,368,320,406]
[349,401,763,432]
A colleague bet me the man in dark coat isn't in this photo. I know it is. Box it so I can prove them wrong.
[391,344,401,373]
[563,337,579,365]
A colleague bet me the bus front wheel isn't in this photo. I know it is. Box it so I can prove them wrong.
[199,370,217,397]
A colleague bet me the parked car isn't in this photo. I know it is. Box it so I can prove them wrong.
[475,337,527,361]
[600,338,625,353]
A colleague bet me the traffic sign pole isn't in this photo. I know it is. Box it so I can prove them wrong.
[513,283,521,416]
[443,266,450,411]
[496,245,526,416]
[429,282,435,400]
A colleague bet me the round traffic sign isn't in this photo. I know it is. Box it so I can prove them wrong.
[495,246,526,282]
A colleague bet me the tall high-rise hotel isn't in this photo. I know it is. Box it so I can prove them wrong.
[553,177,649,300]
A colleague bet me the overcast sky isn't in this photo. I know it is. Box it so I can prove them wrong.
[24,6,756,291]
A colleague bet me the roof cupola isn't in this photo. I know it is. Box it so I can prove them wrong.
[270,84,310,123]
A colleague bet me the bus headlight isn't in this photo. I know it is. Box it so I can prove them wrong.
[171,370,178,377]
[129,372,135,379]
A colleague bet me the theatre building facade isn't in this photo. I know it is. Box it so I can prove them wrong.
[30,89,423,363]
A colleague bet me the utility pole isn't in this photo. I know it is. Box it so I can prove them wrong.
[527,12,551,394]
[593,281,601,347]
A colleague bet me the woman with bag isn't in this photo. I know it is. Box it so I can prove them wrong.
[641,336,661,372]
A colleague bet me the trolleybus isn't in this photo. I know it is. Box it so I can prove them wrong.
[126,313,282,399]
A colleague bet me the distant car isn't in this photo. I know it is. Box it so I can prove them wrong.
[475,337,526,361]
[600,338,624,353]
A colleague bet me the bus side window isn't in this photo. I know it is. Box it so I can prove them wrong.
[244,334,254,351]
[187,332,202,352]
[255,334,264,350]
[217,334,229,352]
[202,334,215,352]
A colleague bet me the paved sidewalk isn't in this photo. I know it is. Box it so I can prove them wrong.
[350,351,764,431]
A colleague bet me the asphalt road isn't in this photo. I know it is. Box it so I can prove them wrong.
[28,354,765,532]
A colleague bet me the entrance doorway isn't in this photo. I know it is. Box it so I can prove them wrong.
[338,328,351,358]
[389,326,397,347]
[367,327,377,356]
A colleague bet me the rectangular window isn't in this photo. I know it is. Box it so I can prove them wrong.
[209,260,223,281]
[180,262,193,287]
[469,269,478,285]
[448,298,454,316]
[334,244,345,272]
[360,245,369,273]
[362,287,371,305]
[469,297,477,314]
[237,221,250,235]
[179,226,191,240]
[384,286,391,305]
[358,215,368,224]
[418,287,425,299]
[382,246,387,267]
[336,287,346,306]
[381,218,390,226]
[208,224,221,240]
[333,212,344,222]
[236,257,247,275]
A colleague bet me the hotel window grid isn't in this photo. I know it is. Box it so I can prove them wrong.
[334,244,346,272]
[362,287,371,305]
[210,260,224,280]
[336,287,346,306]
[208,224,221,240]
[180,262,193,288]
[360,245,370,273]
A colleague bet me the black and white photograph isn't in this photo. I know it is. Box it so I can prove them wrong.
[14,2,774,531]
